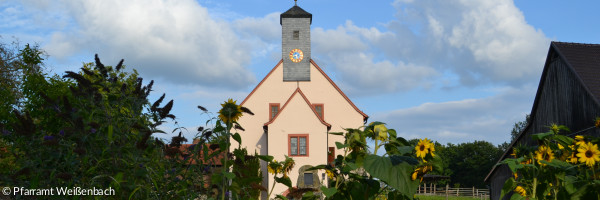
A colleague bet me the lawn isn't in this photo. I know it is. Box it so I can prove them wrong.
[415,195,483,200]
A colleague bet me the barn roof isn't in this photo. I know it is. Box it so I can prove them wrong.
[552,42,600,100]
[485,41,600,182]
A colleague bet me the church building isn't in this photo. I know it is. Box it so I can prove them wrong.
[234,2,368,198]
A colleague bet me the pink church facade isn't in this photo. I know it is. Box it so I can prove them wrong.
[233,4,368,198]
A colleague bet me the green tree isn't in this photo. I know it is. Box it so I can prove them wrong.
[0,40,46,126]
[0,41,46,178]
[439,141,503,188]
[511,114,530,142]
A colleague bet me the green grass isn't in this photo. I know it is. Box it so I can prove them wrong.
[415,195,483,200]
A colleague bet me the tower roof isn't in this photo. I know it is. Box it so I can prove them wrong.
[280,5,312,25]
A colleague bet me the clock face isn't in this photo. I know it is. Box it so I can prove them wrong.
[289,49,304,63]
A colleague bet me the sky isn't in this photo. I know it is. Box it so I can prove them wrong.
[2,0,599,146]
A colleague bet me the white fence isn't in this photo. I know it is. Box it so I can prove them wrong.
[417,184,489,199]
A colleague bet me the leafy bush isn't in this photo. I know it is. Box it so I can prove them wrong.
[0,51,218,199]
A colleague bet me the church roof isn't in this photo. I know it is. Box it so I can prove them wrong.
[280,5,312,25]
[552,42,600,100]
[240,59,369,121]
[264,87,331,128]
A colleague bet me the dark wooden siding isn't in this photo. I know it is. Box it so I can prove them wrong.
[489,50,600,200]
[526,52,600,141]
[489,164,513,200]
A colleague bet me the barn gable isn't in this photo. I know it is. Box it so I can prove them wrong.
[485,42,600,200]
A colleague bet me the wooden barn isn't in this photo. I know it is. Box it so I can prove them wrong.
[485,42,600,200]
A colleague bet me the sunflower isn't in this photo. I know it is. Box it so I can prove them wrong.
[510,149,517,158]
[282,157,295,176]
[576,142,600,167]
[411,171,418,181]
[520,159,532,165]
[562,144,578,164]
[575,135,585,146]
[411,165,432,182]
[325,169,335,179]
[550,124,559,133]
[267,163,276,174]
[428,143,436,157]
[218,99,243,124]
[267,160,282,175]
[373,123,388,141]
[415,138,431,158]
[568,151,579,164]
[514,186,527,197]
[422,165,433,174]
[535,145,555,166]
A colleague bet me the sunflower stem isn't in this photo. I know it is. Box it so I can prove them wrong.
[221,119,232,200]
[532,177,537,198]
[267,174,278,199]
[374,139,379,155]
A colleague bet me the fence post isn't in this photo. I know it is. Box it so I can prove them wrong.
[472,186,475,197]
[445,184,449,200]
[434,184,436,195]
[456,187,459,196]
[430,183,433,195]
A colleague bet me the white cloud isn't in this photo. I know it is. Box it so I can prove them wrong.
[328,52,438,95]
[232,12,280,43]
[312,21,438,95]
[390,0,550,86]
[232,12,281,59]
[16,0,257,89]
[372,86,536,145]
[310,0,550,96]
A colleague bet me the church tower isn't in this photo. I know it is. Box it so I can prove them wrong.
[280,2,312,81]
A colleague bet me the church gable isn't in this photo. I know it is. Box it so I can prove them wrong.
[240,60,367,122]
[264,88,330,128]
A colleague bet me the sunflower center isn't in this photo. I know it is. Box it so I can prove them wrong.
[586,150,593,158]
[543,153,550,160]
[420,145,425,151]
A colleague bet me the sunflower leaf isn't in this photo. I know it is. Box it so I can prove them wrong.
[232,132,242,144]
[335,142,348,149]
[321,186,337,197]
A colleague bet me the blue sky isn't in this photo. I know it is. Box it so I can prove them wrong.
[2,0,599,145]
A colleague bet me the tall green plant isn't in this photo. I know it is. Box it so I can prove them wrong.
[307,122,442,200]
[501,122,600,200]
